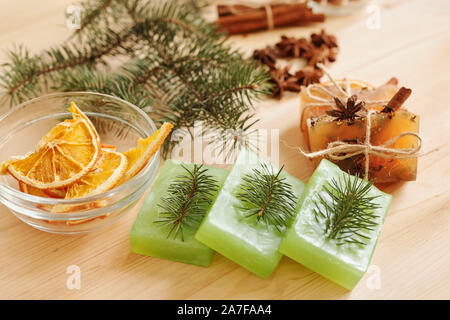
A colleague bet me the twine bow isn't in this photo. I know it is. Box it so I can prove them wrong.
[298,63,423,180]
[221,0,301,30]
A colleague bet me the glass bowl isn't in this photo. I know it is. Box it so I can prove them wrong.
[0,92,160,235]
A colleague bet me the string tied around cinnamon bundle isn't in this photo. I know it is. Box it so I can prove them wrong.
[296,63,427,181]
[223,1,279,30]
[217,1,325,34]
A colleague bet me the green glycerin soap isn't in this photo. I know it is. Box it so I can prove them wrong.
[195,149,306,279]
[279,159,392,290]
[130,159,228,267]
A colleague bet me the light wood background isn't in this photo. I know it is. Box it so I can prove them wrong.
[0,0,449,299]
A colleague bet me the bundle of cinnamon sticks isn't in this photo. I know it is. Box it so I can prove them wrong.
[216,2,325,35]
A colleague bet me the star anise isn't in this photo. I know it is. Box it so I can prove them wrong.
[275,36,312,58]
[303,45,338,66]
[252,47,278,70]
[270,67,297,98]
[270,66,324,98]
[294,66,323,87]
[311,29,338,49]
[326,95,366,124]
[251,31,339,99]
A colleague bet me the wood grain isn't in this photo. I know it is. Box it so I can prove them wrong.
[0,0,449,299]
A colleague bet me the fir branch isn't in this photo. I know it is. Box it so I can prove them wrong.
[313,174,381,246]
[0,0,272,158]
[0,27,137,106]
[236,163,298,232]
[154,164,219,241]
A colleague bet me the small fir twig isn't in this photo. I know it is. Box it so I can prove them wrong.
[154,164,218,241]
[313,174,381,246]
[236,163,297,232]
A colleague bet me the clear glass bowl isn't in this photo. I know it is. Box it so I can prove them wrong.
[0,92,160,235]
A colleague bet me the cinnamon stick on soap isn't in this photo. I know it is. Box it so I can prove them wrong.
[382,87,412,113]
[216,3,325,35]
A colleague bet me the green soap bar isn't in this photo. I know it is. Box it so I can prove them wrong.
[130,159,228,267]
[195,149,306,278]
[279,159,392,290]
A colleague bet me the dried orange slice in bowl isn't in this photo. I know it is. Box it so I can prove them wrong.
[0,92,171,234]
[100,143,117,152]
[42,187,67,198]
[65,149,128,199]
[53,148,127,215]
[19,181,50,198]
[120,122,173,183]
[0,102,101,189]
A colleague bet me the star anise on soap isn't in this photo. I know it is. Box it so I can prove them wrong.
[253,47,278,70]
[275,36,312,58]
[326,95,366,125]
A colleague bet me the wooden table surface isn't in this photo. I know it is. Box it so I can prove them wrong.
[0,0,449,300]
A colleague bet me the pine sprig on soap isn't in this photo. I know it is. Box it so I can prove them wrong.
[0,0,271,157]
[236,163,298,231]
[313,174,381,246]
[154,164,218,241]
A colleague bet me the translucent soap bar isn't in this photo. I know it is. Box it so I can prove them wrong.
[307,110,419,183]
[195,149,306,278]
[279,159,392,290]
[300,79,419,183]
[130,160,228,267]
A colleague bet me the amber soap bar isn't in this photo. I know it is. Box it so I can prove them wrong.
[300,79,419,183]
[306,110,419,183]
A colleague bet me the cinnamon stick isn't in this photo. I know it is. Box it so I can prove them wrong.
[216,4,325,35]
[218,5,257,17]
[385,77,399,86]
[383,87,412,113]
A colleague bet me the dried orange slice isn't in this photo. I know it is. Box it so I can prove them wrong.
[100,143,117,151]
[65,149,128,199]
[42,187,67,198]
[66,213,109,226]
[1,102,101,189]
[120,122,173,183]
[19,181,50,198]
[18,178,66,198]
[18,182,57,218]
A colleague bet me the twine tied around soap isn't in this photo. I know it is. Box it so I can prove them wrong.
[296,63,426,181]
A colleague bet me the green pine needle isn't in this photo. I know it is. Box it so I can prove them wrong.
[313,174,381,246]
[0,0,272,158]
[154,164,218,241]
[236,163,298,232]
